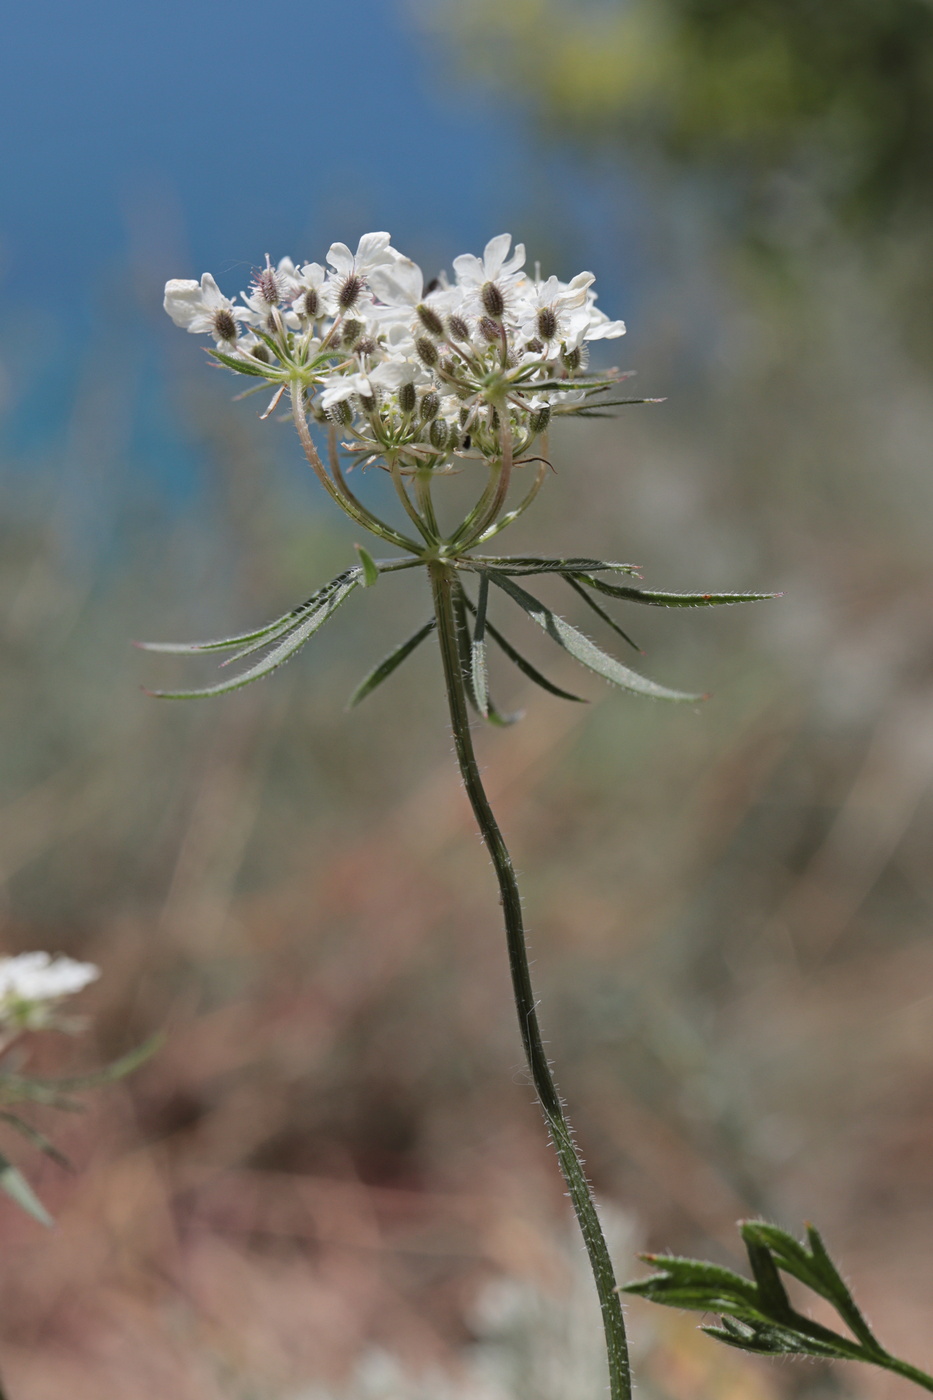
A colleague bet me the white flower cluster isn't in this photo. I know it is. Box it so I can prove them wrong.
[164,233,625,472]
[0,952,99,1033]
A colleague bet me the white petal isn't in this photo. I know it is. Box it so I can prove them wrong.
[326,242,355,276]
[163,278,204,328]
[482,233,514,279]
[499,241,526,278]
[198,273,227,310]
[354,231,393,271]
[584,317,626,341]
[368,258,423,307]
[451,253,485,286]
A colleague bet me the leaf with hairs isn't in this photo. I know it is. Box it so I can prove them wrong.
[469,556,638,576]
[573,574,779,607]
[471,573,490,717]
[355,543,380,587]
[460,596,587,704]
[453,585,520,725]
[146,573,361,698]
[564,574,641,653]
[209,349,282,378]
[348,619,436,708]
[135,584,343,656]
[488,571,701,702]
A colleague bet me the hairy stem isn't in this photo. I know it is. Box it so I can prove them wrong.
[883,1356,933,1393]
[429,560,631,1400]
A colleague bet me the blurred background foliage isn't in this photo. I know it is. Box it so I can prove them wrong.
[3,2,933,1397]
[421,0,933,247]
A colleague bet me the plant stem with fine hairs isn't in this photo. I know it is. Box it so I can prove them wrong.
[429,560,632,1400]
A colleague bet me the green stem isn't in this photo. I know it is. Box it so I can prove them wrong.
[292,389,419,553]
[429,560,631,1400]
[882,1356,933,1393]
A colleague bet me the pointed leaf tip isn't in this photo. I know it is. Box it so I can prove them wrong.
[355,543,379,588]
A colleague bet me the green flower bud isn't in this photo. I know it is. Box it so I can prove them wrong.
[536,306,558,341]
[429,418,449,450]
[420,391,440,422]
[480,281,505,318]
[416,303,445,337]
[529,403,551,433]
[212,309,238,343]
[416,337,439,367]
[398,381,417,414]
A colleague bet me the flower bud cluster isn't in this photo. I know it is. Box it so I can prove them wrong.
[164,233,625,472]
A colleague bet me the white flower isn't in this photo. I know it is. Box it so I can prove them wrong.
[325,232,399,316]
[0,952,99,1032]
[163,274,242,346]
[518,271,595,347]
[452,233,526,318]
[240,256,302,329]
[453,233,526,291]
[320,370,377,409]
[289,261,331,321]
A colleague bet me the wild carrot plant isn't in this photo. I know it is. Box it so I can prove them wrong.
[147,231,784,1399]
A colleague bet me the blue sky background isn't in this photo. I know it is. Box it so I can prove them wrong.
[0,0,639,488]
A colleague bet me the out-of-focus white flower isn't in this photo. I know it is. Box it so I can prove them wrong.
[0,952,100,1033]
[163,273,242,346]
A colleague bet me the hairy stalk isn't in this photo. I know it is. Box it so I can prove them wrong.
[884,1358,933,1393]
[429,560,631,1400]
[293,390,418,552]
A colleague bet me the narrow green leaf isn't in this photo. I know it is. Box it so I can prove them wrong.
[355,543,380,588]
[146,573,361,699]
[248,325,291,364]
[701,1322,841,1358]
[461,597,587,704]
[347,619,436,708]
[805,1225,881,1351]
[452,585,520,726]
[468,556,638,577]
[0,1154,53,1226]
[136,587,339,656]
[575,574,780,608]
[218,577,358,667]
[745,1240,792,1320]
[488,571,702,702]
[209,349,281,378]
[0,1112,72,1170]
[623,1256,761,1305]
[554,397,663,414]
[564,574,641,653]
[741,1222,825,1296]
[471,573,490,718]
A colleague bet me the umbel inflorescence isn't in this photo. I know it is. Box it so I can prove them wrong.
[164,231,627,476]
